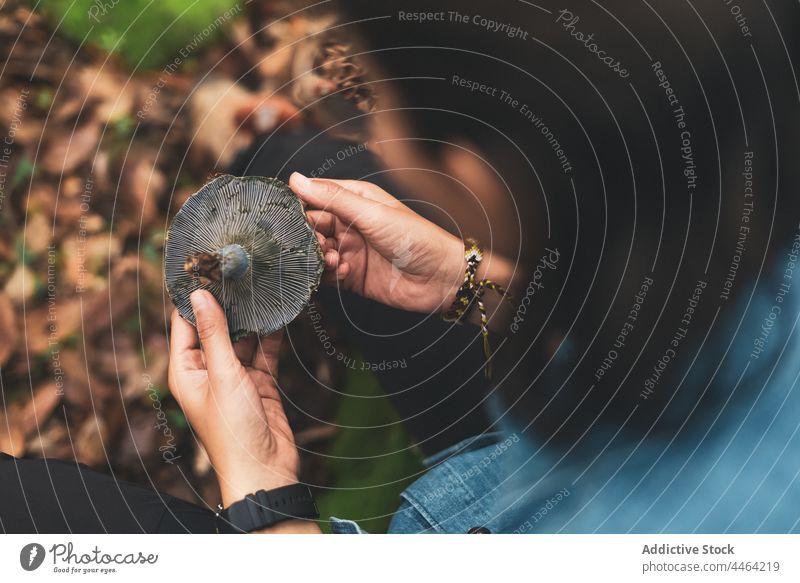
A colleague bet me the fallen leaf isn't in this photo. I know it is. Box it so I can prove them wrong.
[0,419,25,457]
[0,293,18,366]
[24,211,52,255]
[74,417,109,466]
[26,418,70,458]
[0,381,63,457]
[4,263,37,304]
[41,121,101,175]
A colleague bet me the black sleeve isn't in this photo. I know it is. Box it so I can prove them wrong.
[0,452,216,533]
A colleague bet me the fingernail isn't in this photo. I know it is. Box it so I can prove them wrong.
[291,171,312,190]
[190,289,210,312]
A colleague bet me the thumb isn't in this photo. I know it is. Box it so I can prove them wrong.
[190,290,239,381]
[289,172,383,230]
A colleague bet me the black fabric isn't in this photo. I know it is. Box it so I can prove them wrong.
[229,128,492,456]
[0,452,216,533]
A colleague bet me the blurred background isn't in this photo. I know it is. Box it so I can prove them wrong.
[0,0,428,533]
[1,0,799,533]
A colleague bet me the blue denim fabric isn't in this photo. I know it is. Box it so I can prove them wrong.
[330,433,517,534]
[331,258,800,534]
[328,517,368,534]
[487,265,800,533]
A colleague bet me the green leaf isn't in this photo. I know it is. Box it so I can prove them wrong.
[12,155,34,189]
[167,408,188,429]
[315,363,423,533]
[40,0,243,70]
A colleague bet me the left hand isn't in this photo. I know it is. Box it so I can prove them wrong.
[289,172,467,314]
[168,290,299,507]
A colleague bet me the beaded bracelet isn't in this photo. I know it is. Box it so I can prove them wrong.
[443,238,513,378]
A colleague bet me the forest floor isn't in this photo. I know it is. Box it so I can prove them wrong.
[0,0,420,532]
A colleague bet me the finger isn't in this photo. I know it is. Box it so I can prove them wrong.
[322,236,339,253]
[316,232,341,254]
[320,270,339,285]
[324,249,339,270]
[307,210,340,238]
[170,309,200,363]
[252,330,283,374]
[257,381,282,402]
[321,262,350,285]
[290,172,385,229]
[233,334,257,363]
[190,290,239,383]
[316,178,406,208]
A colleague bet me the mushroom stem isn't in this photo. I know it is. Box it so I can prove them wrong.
[219,244,250,280]
[184,244,250,283]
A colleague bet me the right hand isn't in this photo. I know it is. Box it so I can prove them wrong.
[168,291,299,508]
[289,172,468,314]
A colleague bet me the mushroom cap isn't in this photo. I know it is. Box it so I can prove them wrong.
[164,175,324,339]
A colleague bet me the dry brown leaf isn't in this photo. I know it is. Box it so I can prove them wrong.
[24,181,58,218]
[4,263,36,304]
[113,409,158,471]
[26,418,69,458]
[74,417,109,466]
[110,152,165,236]
[76,65,135,124]
[0,382,62,457]
[19,381,63,434]
[51,95,88,123]
[24,212,52,255]
[0,293,18,366]
[121,334,168,402]
[24,258,139,355]
[58,349,92,409]
[41,121,101,175]
[0,420,25,457]
[60,175,83,197]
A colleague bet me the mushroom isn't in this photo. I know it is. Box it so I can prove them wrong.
[164,175,324,339]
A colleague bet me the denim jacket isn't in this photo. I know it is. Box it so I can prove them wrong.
[330,432,517,534]
[331,264,800,534]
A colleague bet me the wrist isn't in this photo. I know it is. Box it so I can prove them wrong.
[219,470,299,508]
[439,238,514,316]
[218,483,322,534]
[252,519,322,534]
[439,235,469,314]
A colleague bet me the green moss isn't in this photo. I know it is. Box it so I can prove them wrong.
[35,87,53,109]
[167,408,188,429]
[37,0,242,70]
[315,363,424,534]
[12,155,34,189]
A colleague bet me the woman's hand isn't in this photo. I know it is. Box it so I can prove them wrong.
[290,172,517,325]
[290,172,468,314]
[167,290,298,508]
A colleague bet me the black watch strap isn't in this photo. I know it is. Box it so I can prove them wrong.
[217,484,319,533]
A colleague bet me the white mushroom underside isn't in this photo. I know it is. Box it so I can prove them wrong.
[164,175,324,338]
